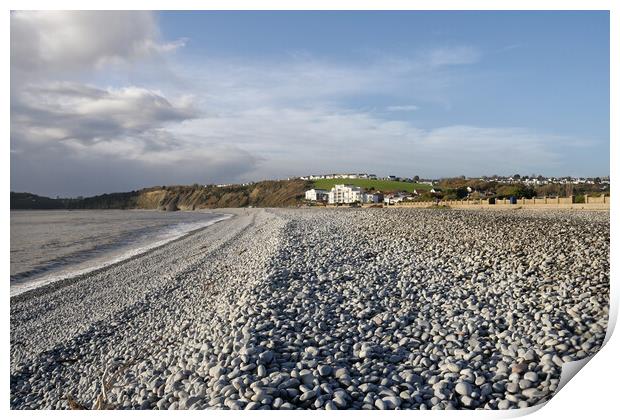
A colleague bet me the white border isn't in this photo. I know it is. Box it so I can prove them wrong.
[3,1,616,419]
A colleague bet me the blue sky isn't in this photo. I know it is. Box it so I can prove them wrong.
[159,11,608,136]
[11,11,609,196]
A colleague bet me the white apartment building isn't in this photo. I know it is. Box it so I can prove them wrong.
[305,188,329,201]
[328,184,363,204]
[306,186,383,204]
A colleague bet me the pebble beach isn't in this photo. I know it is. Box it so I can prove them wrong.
[10,207,610,410]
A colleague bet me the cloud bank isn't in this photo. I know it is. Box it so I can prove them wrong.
[10,11,597,197]
[11,11,184,75]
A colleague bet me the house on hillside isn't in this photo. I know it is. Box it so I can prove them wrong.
[383,193,410,205]
[363,192,384,204]
[305,189,329,202]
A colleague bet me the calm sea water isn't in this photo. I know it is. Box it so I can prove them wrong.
[10,210,231,296]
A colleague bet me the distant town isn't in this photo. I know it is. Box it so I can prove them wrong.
[294,172,609,186]
[214,173,610,188]
[291,172,610,206]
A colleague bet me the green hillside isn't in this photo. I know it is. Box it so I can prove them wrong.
[313,178,432,193]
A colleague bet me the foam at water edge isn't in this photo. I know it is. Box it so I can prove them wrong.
[10,213,233,298]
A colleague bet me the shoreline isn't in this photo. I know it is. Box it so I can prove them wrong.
[11,209,259,369]
[10,211,234,299]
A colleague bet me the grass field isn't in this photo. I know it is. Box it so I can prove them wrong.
[313,178,432,193]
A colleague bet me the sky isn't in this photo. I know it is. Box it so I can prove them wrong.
[10,11,610,197]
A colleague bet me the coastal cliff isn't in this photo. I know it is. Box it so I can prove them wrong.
[11,180,311,210]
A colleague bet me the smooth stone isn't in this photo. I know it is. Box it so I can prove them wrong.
[318,365,332,376]
[522,388,545,399]
[506,383,519,393]
[455,382,472,396]
[257,365,267,378]
[300,390,317,402]
[382,396,401,409]
[245,402,260,410]
[305,347,319,356]
[446,363,461,373]
[333,394,348,408]
[325,401,337,410]
[259,351,274,364]
[209,365,225,378]
[497,400,510,410]
[300,372,316,386]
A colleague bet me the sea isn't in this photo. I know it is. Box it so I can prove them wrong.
[10,209,231,297]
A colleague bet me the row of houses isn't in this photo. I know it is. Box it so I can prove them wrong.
[299,173,378,181]
[299,174,609,187]
[212,181,256,188]
[297,173,437,185]
[479,176,609,186]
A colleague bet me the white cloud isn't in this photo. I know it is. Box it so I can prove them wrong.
[173,105,568,181]
[13,76,568,188]
[386,105,420,112]
[427,46,481,67]
[178,47,479,112]
[13,82,198,148]
[10,11,264,196]
[10,11,184,77]
[10,81,259,196]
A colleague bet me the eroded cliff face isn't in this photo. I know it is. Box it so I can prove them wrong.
[148,179,309,209]
[11,180,311,210]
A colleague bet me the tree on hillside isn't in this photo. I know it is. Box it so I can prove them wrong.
[455,187,468,199]
[496,184,535,199]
